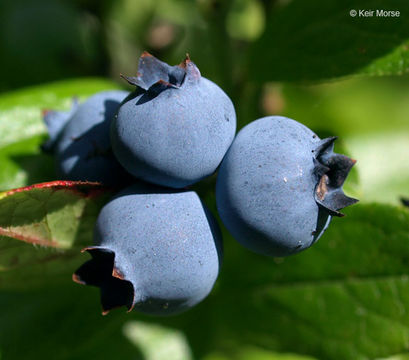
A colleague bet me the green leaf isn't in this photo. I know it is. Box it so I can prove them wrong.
[0,283,199,359]
[0,181,108,290]
[0,284,144,359]
[0,236,84,290]
[150,203,409,360]
[251,0,409,82]
[362,41,409,77]
[377,355,409,360]
[0,181,106,249]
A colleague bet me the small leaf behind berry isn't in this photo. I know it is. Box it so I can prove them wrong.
[0,180,108,249]
[0,180,110,290]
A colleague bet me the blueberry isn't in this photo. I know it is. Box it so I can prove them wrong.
[111,52,236,188]
[73,182,222,316]
[54,90,130,185]
[216,116,358,257]
[41,98,79,152]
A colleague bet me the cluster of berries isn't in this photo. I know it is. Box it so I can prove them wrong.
[44,52,357,316]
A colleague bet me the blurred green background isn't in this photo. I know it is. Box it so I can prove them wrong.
[1,0,409,359]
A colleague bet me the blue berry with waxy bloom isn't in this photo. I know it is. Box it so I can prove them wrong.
[41,98,79,152]
[111,52,237,188]
[51,90,130,185]
[216,116,358,257]
[73,182,223,316]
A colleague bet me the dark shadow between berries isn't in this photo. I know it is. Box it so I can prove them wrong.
[199,199,224,268]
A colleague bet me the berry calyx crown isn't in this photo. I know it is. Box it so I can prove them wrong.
[313,136,358,216]
[120,52,201,94]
